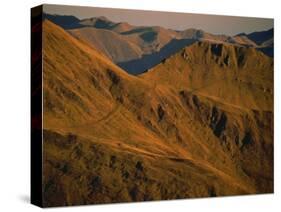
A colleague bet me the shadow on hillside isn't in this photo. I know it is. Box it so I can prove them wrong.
[118,38,196,75]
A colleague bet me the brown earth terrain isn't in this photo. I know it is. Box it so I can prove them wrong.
[42,20,273,207]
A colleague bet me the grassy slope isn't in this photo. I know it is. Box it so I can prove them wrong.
[42,20,273,207]
[69,27,143,62]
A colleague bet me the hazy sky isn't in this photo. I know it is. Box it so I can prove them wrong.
[43,4,273,35]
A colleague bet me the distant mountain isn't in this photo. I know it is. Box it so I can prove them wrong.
[69,27,143,62]
[69,19,181,74]
[246,28,273,45]
[180,28,258,47]
[43,13,81,29]
[42,20,273,206]
[118,38,195,74]
[111,22,135,33]
[240,28,274,57]
[79,16,116,29]
[44,13,274,75]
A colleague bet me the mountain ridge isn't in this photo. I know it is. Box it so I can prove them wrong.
[42,20,273,206]
[44,13,273,74]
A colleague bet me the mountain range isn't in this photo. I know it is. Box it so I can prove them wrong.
[41,18,273,207]
[43,14,274,74]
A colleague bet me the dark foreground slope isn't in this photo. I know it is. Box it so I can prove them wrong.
[42,21,273,207]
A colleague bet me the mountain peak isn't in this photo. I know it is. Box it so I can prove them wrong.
[145,40,272,77]
[246,28,274,45]
[180,28,206,39]
[235,32,247,36]
[111,22,134,33]
[182,41,272,68]
[80,16,116,29]
[96,16,110,21]
[43,13,81,29]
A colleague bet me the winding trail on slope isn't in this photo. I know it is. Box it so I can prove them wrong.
[95,103,121,124]
[70,103,121,129]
